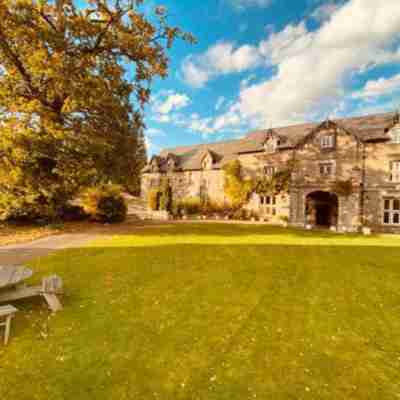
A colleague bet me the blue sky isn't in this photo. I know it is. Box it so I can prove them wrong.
[141,0,400,155]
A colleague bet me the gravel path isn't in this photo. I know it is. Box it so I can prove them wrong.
[0,233,99,265]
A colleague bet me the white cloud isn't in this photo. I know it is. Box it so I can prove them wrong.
[182,42,263,88]
[171,0,400,140]
[258,22,312,65]
[144,136,161,155]
[232,0,400,126]
[353,73,400,99]
[154,91,190,114]
[240,74,257,88]
[311,2,343,22]
[146,127,165,137]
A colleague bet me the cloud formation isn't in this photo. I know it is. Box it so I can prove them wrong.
[227,0,400,126]
[182,42,263,88]
[153,91,191,114]
[353,74,400,99]
[173,1,400,138]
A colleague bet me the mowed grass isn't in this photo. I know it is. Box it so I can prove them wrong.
[1,224,400,399]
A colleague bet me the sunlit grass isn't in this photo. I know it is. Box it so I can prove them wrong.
[1,223,400,399]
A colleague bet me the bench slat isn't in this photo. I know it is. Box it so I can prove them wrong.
[0,305,18,317]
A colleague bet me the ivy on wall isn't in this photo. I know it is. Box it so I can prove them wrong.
[333,179,353,197]
[254,162,295,195]
[147,178,172,211]
[223,160,295,206]
[222,160,254,207]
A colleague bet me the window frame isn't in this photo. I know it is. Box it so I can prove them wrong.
[389,161,400,182]
[320,135,335,149]
[319,161,335,177]
[260,195,277,216]
[390,125,400,144]
[264,138,279,153]
[383,197,400,225]
[264,166,276,177]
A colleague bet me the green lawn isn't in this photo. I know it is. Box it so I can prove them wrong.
[1,224,400,399]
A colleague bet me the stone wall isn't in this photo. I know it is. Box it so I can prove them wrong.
[289,124,363,230]
[141,121,400,232]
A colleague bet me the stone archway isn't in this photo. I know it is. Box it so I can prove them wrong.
[306,191,338,227]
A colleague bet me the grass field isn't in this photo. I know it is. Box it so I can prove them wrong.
[1,223,400,399]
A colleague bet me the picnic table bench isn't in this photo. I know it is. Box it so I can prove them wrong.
[0,266,63,312]
[0,305,18,345]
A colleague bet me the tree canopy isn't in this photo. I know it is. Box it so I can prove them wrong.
[0,0,193,220]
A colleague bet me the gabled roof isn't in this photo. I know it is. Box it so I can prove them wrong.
[144,111,399,173]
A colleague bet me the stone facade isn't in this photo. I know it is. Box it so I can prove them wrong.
[141,112,400,232]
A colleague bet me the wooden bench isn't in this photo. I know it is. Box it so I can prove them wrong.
[0,305,18,345]
[0,275,63,312]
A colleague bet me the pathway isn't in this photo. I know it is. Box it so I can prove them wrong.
[0,233,98,265]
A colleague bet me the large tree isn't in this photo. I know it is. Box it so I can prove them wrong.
[0,0,192,220]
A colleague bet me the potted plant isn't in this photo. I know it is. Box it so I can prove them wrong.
[362,224,372,235]
[280,215,289,227]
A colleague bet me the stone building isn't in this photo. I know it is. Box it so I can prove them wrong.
[141,111,400,232]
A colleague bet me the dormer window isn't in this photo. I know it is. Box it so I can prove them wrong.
[265,138,279,153]
[320,135,334,149]
[202,153,213,170]
[167,158,175,169]
[390,124,400,144]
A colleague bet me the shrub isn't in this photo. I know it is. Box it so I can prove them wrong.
[97,195,127,223]
[60,204,88,222]
[148,189,160,211]
[181,197,202,215]
[80,184,127,223]
[232,208,248,220]
[280,215,289,223]
[159,183,172,212]
[171,201,183,218]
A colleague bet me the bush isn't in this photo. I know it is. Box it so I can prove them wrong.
[171,201,183,218]
[97,195,127,223]
[80,184,127,223]
[181,197,202,215]
[159,184,172,212]
[232,208,248,220]
[60,204,88,222]
[148,189,160,211]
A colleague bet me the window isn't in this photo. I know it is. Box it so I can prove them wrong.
[265,138,279,153]
[320,135,334,149]
[260,195,277,215]
[319,162,335,176]
[264,166,275,177]
[390,125,400,143]
[383,198,400,225]
[390,161,400,182]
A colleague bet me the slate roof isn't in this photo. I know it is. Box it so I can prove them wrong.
[143,111,399,172]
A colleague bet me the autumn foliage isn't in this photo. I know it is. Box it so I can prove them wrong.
[0,0,193,221]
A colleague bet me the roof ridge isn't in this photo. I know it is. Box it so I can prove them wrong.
[160,137,246,154]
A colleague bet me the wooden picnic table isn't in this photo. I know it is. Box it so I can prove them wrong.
[0,265,63,312]
[0,265,33,290]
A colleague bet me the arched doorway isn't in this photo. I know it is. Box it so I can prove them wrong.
[305,191,338,227]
